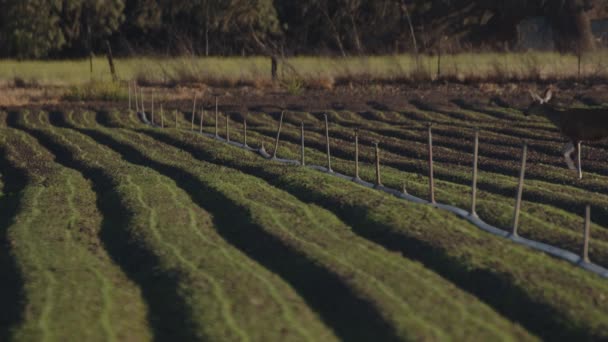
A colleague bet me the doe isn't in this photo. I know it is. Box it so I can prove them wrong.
[525,88,608,179]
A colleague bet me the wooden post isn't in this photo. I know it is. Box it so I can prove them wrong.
[243,118,248,147]
[300,122,305,166]
[272,111,284,159]
[511,143,528,236]
[191,94,197,130]
[160,104,164,128]
[199,109,205,134]
[325,114,332,172]
[128,82,132,111]
[151,93,155,125]
[374,142,382,186]
[583,204,591,263]
[402,183,408,194]
[140,88,145,114]
[134,83,139,112]
[354,129,360,180]
[175,110,178,129]
[471,128,479,216]
[577,141,583,180]
[226,113,230,142]
[428,125,435,204]
[215,97,219,137]
[105,40,117,82]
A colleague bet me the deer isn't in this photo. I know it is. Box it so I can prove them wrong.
[525,88,608,179]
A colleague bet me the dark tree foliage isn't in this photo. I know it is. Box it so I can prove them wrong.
[0,0,604,58]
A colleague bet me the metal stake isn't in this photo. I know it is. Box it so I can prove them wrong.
[374,142,382,186]
[160,104,164,128]
[300,122,305,166]
[128,82,132,111]
[140,88,145,114]
[141,88,145,115]
[215,97,219,137]
[577,141,583,180]
[354,129,360,179]
[325,114,333,172]
[151,93,155,125]
[428,125,435,204]
[272,111,284,159]
[243,118,248,147]
[226,113,230,142]
[199,109,204,134]
[511,143,528,236]
[191,93,197,130]
[471,128,479,216]
[583,205,591,263]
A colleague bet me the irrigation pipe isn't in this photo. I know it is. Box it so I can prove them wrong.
[138,111,608,279]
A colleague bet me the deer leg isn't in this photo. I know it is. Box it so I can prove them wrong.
[576,141,582,179]
[562,141,576,170]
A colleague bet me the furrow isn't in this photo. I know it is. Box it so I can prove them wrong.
[65,113,539,341]
[127,120,608,341]
[22,111,338,342]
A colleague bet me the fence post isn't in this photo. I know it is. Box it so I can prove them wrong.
[511,143,528,236]
[151,93,155,125]
[191,94,197,130]
[160,104,164,128]
[471,128,479,217]
[325,114,333,172]
[226,113,230,142]
[300,122,305,166]
[134,82,139,113]
[243,117,248,147]
[215,97,219,138]
[199,109,204,134]
[141,88,145,115]
[402,183,408,194]
[128,82,132,111]
[175,110,178,129]
[374,142,382,186]
[577,141,583,180]
[583,205,591,263]
[428,125,435,204]
[272,111,284,159]
[354,129,360,180]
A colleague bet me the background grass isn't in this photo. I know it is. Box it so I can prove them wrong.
[1,51,608,88]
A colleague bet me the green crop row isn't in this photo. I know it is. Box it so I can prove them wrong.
[62,110,539,341]
[103,109,608,340]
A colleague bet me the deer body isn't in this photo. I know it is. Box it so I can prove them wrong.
[526,89,608,179]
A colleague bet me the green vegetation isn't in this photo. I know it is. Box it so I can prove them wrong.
[1,92,608,340]
[1,51,607,88]
[100,108,608,340]
[0,123,150,341]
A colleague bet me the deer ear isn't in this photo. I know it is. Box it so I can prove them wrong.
[543,89,553,103]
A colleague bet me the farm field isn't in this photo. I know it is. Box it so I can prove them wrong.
[1,87,608,341]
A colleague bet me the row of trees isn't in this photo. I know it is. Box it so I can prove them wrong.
[0,0,605,58]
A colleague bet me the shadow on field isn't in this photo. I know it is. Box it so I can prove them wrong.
[140,130,601,341]
[64,117,402,342]
[8,113,199,342]
[0,148,26,341]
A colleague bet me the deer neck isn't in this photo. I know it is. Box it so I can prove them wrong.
[538,104,563,126]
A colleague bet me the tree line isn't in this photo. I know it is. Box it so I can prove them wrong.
[0,0,604,59]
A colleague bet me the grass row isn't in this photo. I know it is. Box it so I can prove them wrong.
[10,111,338,341]
[63,110,539,341]
[0,125,151,341]
[108,109,608,340]
[2,51,608,87]
[105,111,608,338]
[163,110,608,268]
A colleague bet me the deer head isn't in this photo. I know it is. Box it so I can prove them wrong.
[525,88,553,117]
